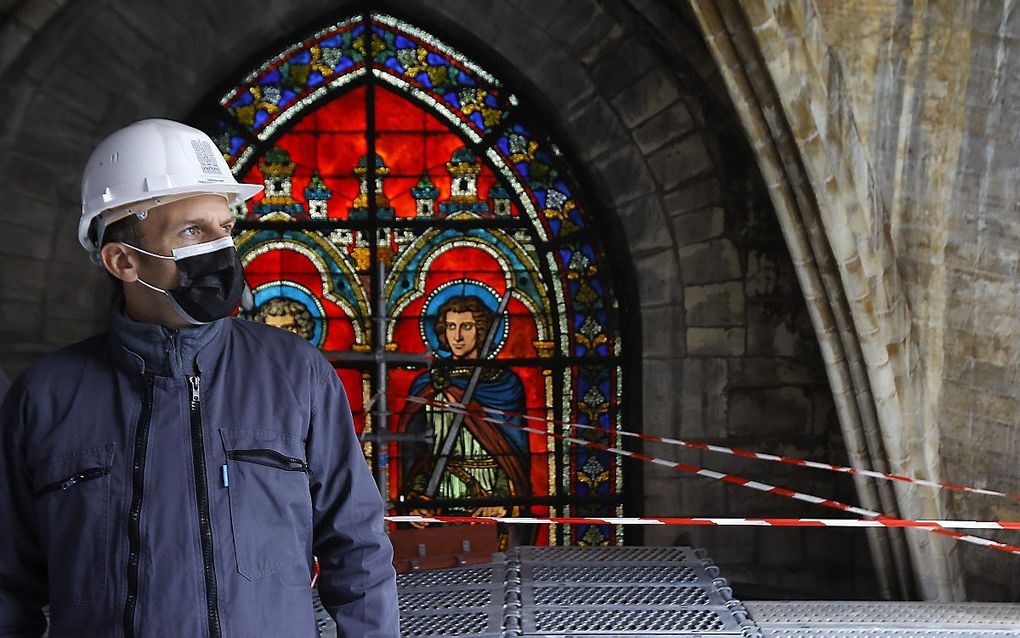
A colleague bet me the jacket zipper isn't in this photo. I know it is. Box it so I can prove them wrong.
[33,466,110,498]
[123,374,155,638]
[226,449,310,473]
[189,374,222,638]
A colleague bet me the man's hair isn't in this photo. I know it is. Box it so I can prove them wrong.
[254,298,315,340]
[99,214,143,250]
[434,295,493,355]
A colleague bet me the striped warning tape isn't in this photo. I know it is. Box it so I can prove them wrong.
[401,396,1020,556]
[401,394,1018,501]
[385,515,1020,531]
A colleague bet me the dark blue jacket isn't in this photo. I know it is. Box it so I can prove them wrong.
[0,312,399,637]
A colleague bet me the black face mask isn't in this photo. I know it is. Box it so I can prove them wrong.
[124,236,245,325]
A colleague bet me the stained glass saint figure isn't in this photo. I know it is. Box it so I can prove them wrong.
[397,294,530,545]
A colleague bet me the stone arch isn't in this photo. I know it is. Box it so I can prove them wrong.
[685,0,969,600]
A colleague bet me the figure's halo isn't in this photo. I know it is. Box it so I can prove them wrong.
[421,279,509,358]
[252,281,326,347]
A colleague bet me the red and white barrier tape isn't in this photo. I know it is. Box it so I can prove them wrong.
[403,395,1018,501]
[386,515,1020,531]
[402,396,1020,556]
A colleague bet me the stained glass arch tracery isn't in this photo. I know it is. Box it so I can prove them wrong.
[207,13,626,546]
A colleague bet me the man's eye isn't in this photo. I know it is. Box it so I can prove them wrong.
[182,227,199,237]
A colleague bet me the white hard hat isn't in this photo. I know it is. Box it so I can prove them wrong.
[79,118,263,261]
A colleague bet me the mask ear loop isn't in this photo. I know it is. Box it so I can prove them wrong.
[134,278,170,294]
[121,242,175,260]
[126,255,209,326]
[119,243,175,294]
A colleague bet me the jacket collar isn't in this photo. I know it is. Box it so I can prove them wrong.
[111,304,228,377]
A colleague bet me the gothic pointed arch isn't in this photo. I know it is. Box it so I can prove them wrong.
[203,12,629,545]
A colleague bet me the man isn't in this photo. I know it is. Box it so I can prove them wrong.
[396,295,529,546]
[0,119,399,637]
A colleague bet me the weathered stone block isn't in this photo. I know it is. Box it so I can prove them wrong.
[2,152,69,201]
[634,249,679,307]
[44,261,108,316]
[672,206,724,246]
[11,0,62,32]
[684,282,745,326]
[812,390,838,437]
[515,0,571,27]
[565,97,631,163]
[46,214,95,266]
[0,301,44,341]
[949,358,1010,395]
[535,0,601,47]
[592,145,657,206]
[647,134,712,190]
[16,111,94,176]
[746,249,782,296]
[111,0,185,42]
[728,386,812,437]
[0,222,53,260]
[758,528,813,567]
[43,315,107,345]
[686,326,745,357]
[0,255,48,303]
[680,358,728,438]
[642,476,685,515]
[0,23,31,74]
[200,2,288,43]
[610,70,680,128]
[676,239,741,284]
[36,72,112,124]
[745,300,805,357]
[0,195,63,237]
[641,358,679,434]
[571,11,621,65]
[664,178,722,215]
[587,37,657,97]
[76,9,154,73]
[632,102,695,154]
[616,192,672,254]
[686,527,759,566]
[640,304,683,358]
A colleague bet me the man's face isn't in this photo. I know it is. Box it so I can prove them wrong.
[444,310,478,358]
[132,194,235,290]
[112,194,235,328]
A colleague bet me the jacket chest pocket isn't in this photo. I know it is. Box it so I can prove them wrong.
[219,429,313,581]
[31,443,116,605]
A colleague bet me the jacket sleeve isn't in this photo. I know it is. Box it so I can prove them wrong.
[0,378,48,637]
[306,364,399,637]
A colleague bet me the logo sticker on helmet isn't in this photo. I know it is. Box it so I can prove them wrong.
[191,140,223,176]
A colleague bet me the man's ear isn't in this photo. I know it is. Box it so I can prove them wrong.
[99,243,139,283]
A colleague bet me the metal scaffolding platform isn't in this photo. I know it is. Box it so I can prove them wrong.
[318,545,761,637]
[746,601,1020,637]
[310,548,1020,638]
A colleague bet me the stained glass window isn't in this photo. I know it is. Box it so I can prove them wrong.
[206,13,625,546]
